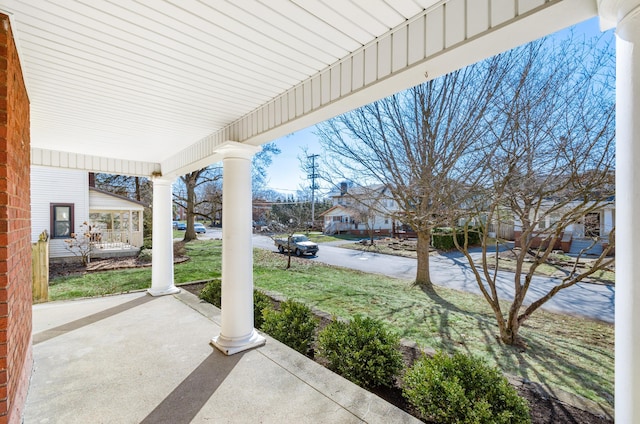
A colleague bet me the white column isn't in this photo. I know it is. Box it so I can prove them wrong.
[211,142,265,355]
[600,1,640,421]
[603,207,614,236]
[148,177,180,296]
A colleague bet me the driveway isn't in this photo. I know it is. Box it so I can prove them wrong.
[251,234,614,323]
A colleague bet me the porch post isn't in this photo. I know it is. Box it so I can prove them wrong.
[211,142,265,355]
[148,177,180,296]
[600,1,640,421]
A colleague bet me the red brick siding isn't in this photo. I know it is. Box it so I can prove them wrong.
[0,14,32,424]
[513,230,564,251]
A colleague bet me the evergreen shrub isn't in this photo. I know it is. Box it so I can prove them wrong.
[261,299,317,355]
[198,280,273,329]
[432,227,481,250]
[402,351,530,424]
[317,315,403,389]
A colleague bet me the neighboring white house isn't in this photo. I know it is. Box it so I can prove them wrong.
[31,166,146,261]
[512,197,615,255]
[321,183,400,235]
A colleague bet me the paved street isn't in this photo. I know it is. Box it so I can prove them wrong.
[201,229,614,323]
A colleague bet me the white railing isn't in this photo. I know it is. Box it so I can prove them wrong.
[91,230,143,250]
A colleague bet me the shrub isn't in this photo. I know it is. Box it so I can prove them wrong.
[403,351,530,424]
[253,290,272,330]
[431,227,481,251]
[142,237,153,250]
[138,248,152,263]
[317,315,403,389]
[261,299,317,355]
[198,280,272,329]
[199,279,222,307]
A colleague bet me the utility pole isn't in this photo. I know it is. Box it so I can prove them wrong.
[307,154,320,226]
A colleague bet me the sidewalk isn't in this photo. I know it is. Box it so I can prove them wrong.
[25,290,419,423]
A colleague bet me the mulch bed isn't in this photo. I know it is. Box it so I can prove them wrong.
[49,256,189,279]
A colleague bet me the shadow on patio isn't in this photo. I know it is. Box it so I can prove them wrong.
[25,290,419,423]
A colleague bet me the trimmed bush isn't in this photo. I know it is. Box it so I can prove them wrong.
[199,279,222,307]
[137,248,152,263]
[317,315,403,389]
[403,351,530,424]
[432,227,481,251]
[261,299,317,355]
[198,280,273,329]
[253,290,272,330]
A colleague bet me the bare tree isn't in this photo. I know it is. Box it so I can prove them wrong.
[174,167,223,242]
[317,55,510,288]
[454,34,615,346]
[173,143,280,242]
[94,173,151,202]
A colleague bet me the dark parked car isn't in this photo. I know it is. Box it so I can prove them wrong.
[176,222,186,230]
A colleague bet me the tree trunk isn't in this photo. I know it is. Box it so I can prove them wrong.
[415,228,432,288]
[134,177,141,201]
[499,316,523,346]
[183,173,198,242]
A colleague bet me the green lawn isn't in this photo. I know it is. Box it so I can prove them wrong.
[48,239,613,409]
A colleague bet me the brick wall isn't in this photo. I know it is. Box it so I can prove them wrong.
[0,14,32,424]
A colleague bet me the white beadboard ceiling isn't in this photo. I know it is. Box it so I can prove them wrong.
[0,0,597,176]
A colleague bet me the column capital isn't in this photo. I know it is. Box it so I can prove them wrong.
[150,175,174,186]
[216,141,261,160]
[598,0,640,30]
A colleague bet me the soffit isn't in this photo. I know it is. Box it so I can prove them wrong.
[0,0,442,164]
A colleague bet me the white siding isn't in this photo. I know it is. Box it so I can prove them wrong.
[89,190,144,211]
[31,166,89,258]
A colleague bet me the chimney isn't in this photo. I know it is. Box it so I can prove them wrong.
[340,181,347,195]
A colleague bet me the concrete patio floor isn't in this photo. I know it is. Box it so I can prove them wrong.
[24,290,420,423]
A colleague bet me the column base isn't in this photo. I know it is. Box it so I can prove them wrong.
[147,286,181,297]
[211,329,266,356]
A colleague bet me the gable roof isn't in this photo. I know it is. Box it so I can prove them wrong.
[89,187,147,210]
[318,205,351,217]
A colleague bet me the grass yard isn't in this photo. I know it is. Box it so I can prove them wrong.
[48,239,613,409]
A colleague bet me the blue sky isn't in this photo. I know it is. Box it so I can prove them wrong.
[264,17,612,196]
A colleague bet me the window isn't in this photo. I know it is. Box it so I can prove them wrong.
[537,218,546,230]
[51,204,74,238]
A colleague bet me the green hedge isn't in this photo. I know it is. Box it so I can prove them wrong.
[261,299,317,355]
[432,227,482,250]
[317,315,403,389]
[403,351,530,424]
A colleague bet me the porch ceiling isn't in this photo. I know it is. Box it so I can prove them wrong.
[1,0,598,178]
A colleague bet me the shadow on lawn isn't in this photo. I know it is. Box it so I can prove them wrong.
[416,282,613,411]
